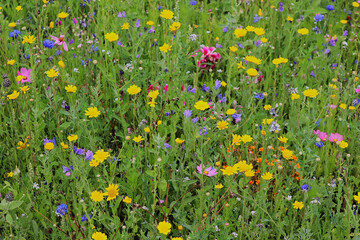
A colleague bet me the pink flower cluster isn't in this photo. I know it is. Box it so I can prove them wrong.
[192,46,221,70]
[197,164,218,177]
[313,130,343,142]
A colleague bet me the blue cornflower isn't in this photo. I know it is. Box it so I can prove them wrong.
[223,26,228,33]
[82,214,92,222]
[199,127,208,136]
[314,14,324,22]
[189,0,197,5]
[301,184,311,192]
[43,39,55,49]
[253,14,263,23]
[315,141,324,148]
[183,110,192,118]
[192,117,199,123]
[73,146,85,155]
[326,5,335,11]
[9,30,21,38]
[254,93,264,100]
[164,143,172,149]
[85,150,94,160]
[187,85,196,93]
[56,204,68,216]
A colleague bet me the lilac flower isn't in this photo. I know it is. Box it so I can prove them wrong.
[253,14,263,23]
[192,117,199,123]
[223,26,228,33]
[148,26,155,33]
[310,71,315,77]
[199,127,208,136]
[202,84,209,92]
[81,214,92,222]
[117,11,126,18]
[164,143,172,149]
[56,204,68,216]
[73,146,85,155]
[189,0,197,6]
[215,80,221,89]
[343,30,348,36]
[183,110,192,118]
[62,165,73,176]
[254,93,264,100]
[238,43,244,48]
[187,85,196,93]
[44,138,56,146]
[215,43,223,48]
[135,19,141,28]
[278,2,284,11]
[85,150,94,160]
[197,164,218,177]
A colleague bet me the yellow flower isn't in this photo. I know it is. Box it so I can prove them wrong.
[226,109,236,115]
[22,35,36,44]
[7,91,20,100]
[160,10,174,20]
[44,142,54,151]
[85,107,101,118]
[245,170,255,177]
[127,85,141,95]
[61,142,69,149]
[282,149,293,160]
[245,56,262,65]
[46,69,59,78]
[261,172,273,180]
[264,105,272,110]
[215,183,224,189]
[144,127,150,133]
[254,27,265,36]
[157,221,172,235]
[7,59,15,65]
[237,62,245,69]
[170,22,181,32]
[8,22,16,28]
[234,161,253,173]
[43,0,49,3]
[303,89,319,98]
[159,43,172,53]
[229,45,238,52]
[123,196,132,204]
[291,93,300,100]
[122,22,130,30]
[148,90,159,99]
[297,28,309,35]
[339,141,348,149]
[221,81,227,86]
[175,138,185,144]
[58,60,65,68]
[103,184,119,201]
[58,12,69,19]
[148,101,156,107]
[16,6,22,11]
[172,238,183,240]
[217,120,229,130]
[17,141,28,150]
[339,104,346,109]
[89,159,100,167]
[246,68,258,77]
[246,26,255,32]
[260,37,268,43]
[354,192,360,204]
[105,32,119,42]
[90,190,104,202]
[20,86,30,94]
[234,28,247,38]
[50,21,54,28]
[93,149,110,163]
[6,172,14,178]
[349,106,355,110]
[262,118,274,125]
[67,134,78,142]
[340,20,347,24]
[65,85,77,93]
[232,134,242,145]
[241,135,253,144]
[133,135,144,143]
[258,9,263,16]
[353,2,360,7]
[194,100,209,111]
[261,130,266,136]
[293,201,304,210]
[92,232,107,240]
[287,16,294,22]
[221,166,236,176]
[146,20,154,25]
[157,120,162,126]
[278,136,288,143]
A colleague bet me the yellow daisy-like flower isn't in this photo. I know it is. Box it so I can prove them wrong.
[246,26,255,32]
[245,170,255,177]
[226,109,236,115]
[58,12,69,19]
[89,159,100,167]
[7,172,14,178]
[245,56,262,65]
[85,107,101,118]
[46,69,59,78]
[61,142,69,149]
[58,60,65,68]
[264,105,272,110]
[303,89,319,98]
[92,232,107,240]
[194,100,209,111]
[172,238,183,240]
[353,2,359,7]
[16,6,22,11]
[221,166,236,176]
[261,172,273,180]
[291,93,300,100]
[90,190,104,202]
[229,45,238,52]
[282,149,293,160]
[232,134,242,145]
[67,134,78,142]
[254,27,265,36]
[20,86,30,94]
[237,61,245,69]
[105,32,119,42]
[7,91,20,100]
[170,22,181,32]
[7,59,15,65]
[354,192,360,204]
[123,196,132,204]
[65,85,77,93]
[157,221,172,235]
[144,127,150,133]
[241,134,253,144]
[148,90,159,99]
[234,28,247,38]
[339,104,346,109]
[261,37,268,43]
[287,16,294,22]
[339,141,348,149]
[234,161,253,173]
[50,21,54,28]
[8,22,16,28]
[217,120,229,130]
[160,10,174,20]
[133,135,144,143]
[293,201,304,210]
[175,138,185,144]
[44,142,54,151]
[215,183,224,189]
[122,22,130,30]
[278,136,288,143]
[22,35,37,44]
[127,85,141,95]
[297,28,309,35]
[146,20,154,25]
[103,184,119,201]
[246,68,258,77]
[93,149,110,163]
[159,43,172,53]
[148,101,156,107]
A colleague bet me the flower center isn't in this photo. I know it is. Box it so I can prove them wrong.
[59,37,64,42]
[203,171,209,175]
[333,138,337,142]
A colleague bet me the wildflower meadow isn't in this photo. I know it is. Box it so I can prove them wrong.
[1,0,360,239]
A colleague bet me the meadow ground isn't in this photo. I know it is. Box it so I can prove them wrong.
[1,0,360,239]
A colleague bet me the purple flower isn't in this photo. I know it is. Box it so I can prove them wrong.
[56,204,68,216]
[117,11,126,18]
[192,117,199,123]
[72,18,78,24]
[73,146,85,155]
[197,164,218,177]
[85,150,94,160]
[343,30,348,36]
[202,84,209,92]
[215,80,221,89]
[82,214,92,222]
[183,110,192,118]
[44,137,56,146]
[62,165,73,176]
[187,85,196,93]
[314,14,324,22]
[148,26,155,33]
[135,19,141,28]
[301,184,311,192]
[199,127,208,136]
[223,26,228,33]
[164,143,172,149]
[215,43,223,48]
[189,0,197,6]
[310,71,315,77]
[238,43,244,48]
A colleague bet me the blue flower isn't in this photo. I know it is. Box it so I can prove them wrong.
[43,39,55,49]
[301,184,311,192]
[189,0,197,5]
[254,93,264,100]
[56,204,68,216]
[199,127,208,136]
[315,141,324,148]
[9,30,21,38]
[192,117,199,123]
[326,5,335,11]
[223,26,228,33]
[164,143,172,149]
[314,14,324,22]
[215,80,221,89]
[85,150,94,160]
[183,110,192,118]
[202,84,209,92]
[82,214,92,222]
[73,146,85,155]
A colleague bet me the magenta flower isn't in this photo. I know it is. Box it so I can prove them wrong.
[328,133,343,143]
[355,87,360,94]
[197,164,218,177]
[318,132,328,141]
[313,130,320,135]
[195,46,222,69]
[50,35,68,51]
[17,67,31,84]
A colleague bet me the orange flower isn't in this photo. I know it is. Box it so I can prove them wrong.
[255,180,260,185]
[255,169,261,173]
[259,147,264,152]
[296,163,301,168]
[249,180,254,185]
[257,158,262,163]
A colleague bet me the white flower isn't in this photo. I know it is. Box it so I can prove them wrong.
[33,183,40,190]
[286,195,292,201]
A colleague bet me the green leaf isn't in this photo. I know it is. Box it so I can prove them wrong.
[8,201,23,210]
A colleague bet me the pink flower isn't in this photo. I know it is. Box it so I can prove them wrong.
[313,130,320,135]
[17,68,31,84]
[197,164,218,177]
[50,35,68,51]
[355,87,360,94]
[329,104,337,109]
[328,133,343,143]
[318,132,328,141]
